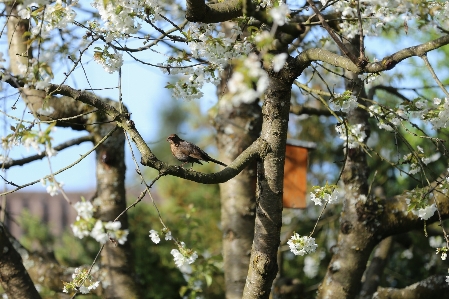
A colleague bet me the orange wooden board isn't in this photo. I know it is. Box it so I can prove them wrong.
[283,145,307,209]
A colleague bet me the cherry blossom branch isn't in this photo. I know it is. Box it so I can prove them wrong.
[1,135,94,169]
[306,0,360,66]
[0,126,117,196]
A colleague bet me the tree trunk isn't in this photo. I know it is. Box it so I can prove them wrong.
[318,37,375,299]
[214,85,262,298]
[242,63,295,299]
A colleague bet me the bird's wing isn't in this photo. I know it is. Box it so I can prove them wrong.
[183,142,208,160]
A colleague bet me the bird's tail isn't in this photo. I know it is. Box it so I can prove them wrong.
[208,157,227,167]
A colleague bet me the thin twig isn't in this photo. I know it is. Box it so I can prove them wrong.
[2,135,94,169]
[420,54,449,98]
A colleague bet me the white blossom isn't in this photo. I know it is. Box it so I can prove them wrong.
[149,230,161,244]
[287,233,318,256]
[335,123,366,149]
[310,186,340,206]
[171,248,198,268]
[74,201,94,220]
[429,236,444,248]
[304,256,319,278]
[165,230,173,241]
[272,53,287,72]
[411,203,437,220]
[269,3,290,26]
[91,220,108,244]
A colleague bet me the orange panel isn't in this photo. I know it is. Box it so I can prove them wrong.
[283,145,307,209]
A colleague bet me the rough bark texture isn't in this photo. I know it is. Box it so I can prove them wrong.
[375,275,449,299]
[242,62,296,299]
[214,90,262,298]
[358,236,393,299]
[0,224,41,299]
[6,4,30,73]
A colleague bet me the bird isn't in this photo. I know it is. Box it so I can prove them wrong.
[166,134,227,168]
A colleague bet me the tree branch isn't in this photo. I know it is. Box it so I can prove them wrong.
[42,83,266,185]
[306,0,360,66]
[290,104,338,116]
[294,35,449,75]
[375,275,449,299]
[0,224,41,299]
[186,0,244,23]
[380,187,449,237]
[358,236,393,299]
[1,135,94,169]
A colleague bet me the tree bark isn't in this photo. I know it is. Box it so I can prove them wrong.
[242,59,296,299]
[214,79,262,298]
[358,236,393,299]
[0,224,41,299]
[375,275,449,299]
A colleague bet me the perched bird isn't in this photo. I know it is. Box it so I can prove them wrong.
[167,134,227,167]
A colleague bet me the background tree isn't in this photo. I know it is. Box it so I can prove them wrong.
[1,1,449,299]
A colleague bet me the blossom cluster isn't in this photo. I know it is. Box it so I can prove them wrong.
[335,123,367,149]
[2,123,58,182]
[171,245,199,269]
[436,247,448,261]
[40,178,63,197]
[15,57,54,90]
[149,228,172,244]
[93,47,124,74]
[402,146,441,175]
[310,183,340,206]
[287,233,318,256]
[63,267,100,295]
[368,105,404,132]
[404,187,437,221]
[160,23,252,100]
[330,91,358,113]
[71,200,129,245]
[329,1,419,38]
[18,0,76,38]
[226,53,269,106]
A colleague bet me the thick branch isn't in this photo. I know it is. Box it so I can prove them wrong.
[294,35,449,75]
[290,104,338,116]
[380,189,449,237]
[359,236,393,299]
[186,0,244,23]
[375,275,449,299]
[0,225,41,299]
